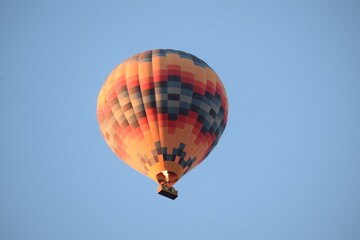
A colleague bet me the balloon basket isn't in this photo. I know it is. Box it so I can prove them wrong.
[157,184,178,200]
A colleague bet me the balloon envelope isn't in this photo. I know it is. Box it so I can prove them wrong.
[97,49,228,186]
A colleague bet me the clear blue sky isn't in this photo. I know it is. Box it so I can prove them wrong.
[1,0,360,239]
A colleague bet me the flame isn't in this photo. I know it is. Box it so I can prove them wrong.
[162,171,169,182]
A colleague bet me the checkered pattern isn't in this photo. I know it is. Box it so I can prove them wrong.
[97,49,228,183]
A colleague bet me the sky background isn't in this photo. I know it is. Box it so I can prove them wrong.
[1,0,360,239]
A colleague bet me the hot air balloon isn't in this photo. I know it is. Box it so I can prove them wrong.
[97,49,228,199]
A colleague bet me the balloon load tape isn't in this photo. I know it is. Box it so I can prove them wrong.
[157,184,178,200]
